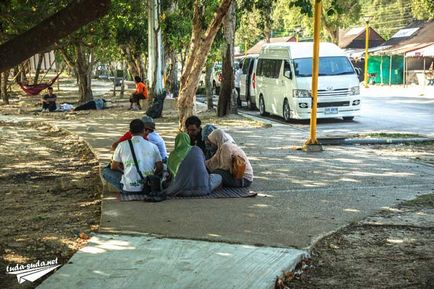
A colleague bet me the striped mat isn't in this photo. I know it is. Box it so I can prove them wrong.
[119,187,257,201]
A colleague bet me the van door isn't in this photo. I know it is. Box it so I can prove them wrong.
[270,60,283,115]
[261,59,274,113]
[281,60,294,118]
[240,58,249,100]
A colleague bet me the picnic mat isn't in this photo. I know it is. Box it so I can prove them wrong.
[119,187,257,201]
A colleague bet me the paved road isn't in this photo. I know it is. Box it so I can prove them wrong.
[238,86,434,137]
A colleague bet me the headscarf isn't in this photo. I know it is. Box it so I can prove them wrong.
[168,133,192,176]
[201,124,217,142]
[207,129,235,148]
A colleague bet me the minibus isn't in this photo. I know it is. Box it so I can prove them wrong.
[256,42,361,121]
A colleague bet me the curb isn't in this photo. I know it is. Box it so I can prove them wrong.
[318,137,434,146]
[238,111,274,127]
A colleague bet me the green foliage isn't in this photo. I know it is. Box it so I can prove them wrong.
[411,0,434,20]
[161,0,192,55]
[109,0,148,54]
[240,0,277,39]
[360,0,414,39]
[288,0,312,17]
[288,0,361,42]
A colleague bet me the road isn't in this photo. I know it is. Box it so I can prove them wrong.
[237,86,434,137]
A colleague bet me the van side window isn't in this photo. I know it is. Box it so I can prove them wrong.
[283,60,291,74]
[256,59,263,76]
[263,60,273,78]
[273,60,282,78]
[242,58,249,74]
[259,59,280,79]
[283,60,291,75]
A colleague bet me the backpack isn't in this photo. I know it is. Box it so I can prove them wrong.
[232,155,246,180]
[146,91,166,118]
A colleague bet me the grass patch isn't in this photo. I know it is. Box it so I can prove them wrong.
[355,132,424,139]
[404,141,434,147]
[403,193,434,207]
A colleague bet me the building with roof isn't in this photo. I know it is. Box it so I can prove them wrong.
[368,20,434,85]
[338,27,385,50]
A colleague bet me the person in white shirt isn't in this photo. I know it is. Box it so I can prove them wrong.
[234,62,243,107]
[103,119,163,193]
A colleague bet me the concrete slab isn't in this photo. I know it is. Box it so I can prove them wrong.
[37,234,307,289]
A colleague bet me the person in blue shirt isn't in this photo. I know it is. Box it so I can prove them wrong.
[142,116,168,163]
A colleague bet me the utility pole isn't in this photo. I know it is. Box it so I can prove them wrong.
[363,16,372,88]
[303,0,323,152]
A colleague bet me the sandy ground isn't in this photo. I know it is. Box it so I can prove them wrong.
[0,121,101,289]
[279,144,434,289]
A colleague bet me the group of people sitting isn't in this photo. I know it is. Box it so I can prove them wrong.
[102,115,253,200]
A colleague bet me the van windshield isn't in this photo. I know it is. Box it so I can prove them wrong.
[293,56,355,77]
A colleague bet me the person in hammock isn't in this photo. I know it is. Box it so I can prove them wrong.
[164,133,222,197]
[41,87,57,112]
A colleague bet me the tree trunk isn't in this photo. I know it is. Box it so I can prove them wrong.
[205,62,213,110]
[217,0,236,116]
[321,14,338,43]
[0,0,110,73]
[217,45,233,116]
[120,60,126,98]
[122,46,140,79]
[134,51,146,80]
[148,0,164,99]
[33,53,45,85]
[76,44,93,103]
[1,70,9,104]
[177,0,233,129]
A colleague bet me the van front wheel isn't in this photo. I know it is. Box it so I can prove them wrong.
[259,96,268,116]
[283,100,291,122]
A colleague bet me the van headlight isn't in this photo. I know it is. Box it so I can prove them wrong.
[349,86,360,95]
[293,89,311,98]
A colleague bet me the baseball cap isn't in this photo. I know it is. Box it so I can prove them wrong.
[142,115,155,130]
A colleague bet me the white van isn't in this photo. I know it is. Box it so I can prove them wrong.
[256,42,361,121]
[239,54,259,109]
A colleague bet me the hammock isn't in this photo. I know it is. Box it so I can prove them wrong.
[18,71,62,96]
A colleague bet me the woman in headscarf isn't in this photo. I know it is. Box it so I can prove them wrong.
[165,133,222,197]
[205,129,253,188]
[201,124,219,160]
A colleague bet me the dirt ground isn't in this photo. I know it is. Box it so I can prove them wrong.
[0,121,101,289]
[279,144,434,289]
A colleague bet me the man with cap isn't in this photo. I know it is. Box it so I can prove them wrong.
[103,119,162,193]
[112,115,168,162]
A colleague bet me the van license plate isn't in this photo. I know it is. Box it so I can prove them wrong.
[325,107,338,114]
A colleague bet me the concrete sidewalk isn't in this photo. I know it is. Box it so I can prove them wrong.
[3,106,433,288]
[19,111,434,248]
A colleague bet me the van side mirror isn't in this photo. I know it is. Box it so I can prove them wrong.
[284,70,292,79]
